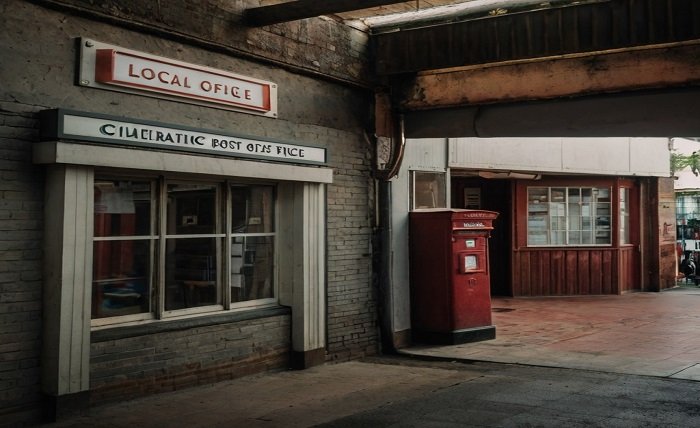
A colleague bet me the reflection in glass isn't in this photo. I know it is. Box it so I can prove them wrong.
[92,240,150,318]
[231,185,275,233]
[412,172,446,209]
[167,183,217,235]
[231,236,274,303]
[94,180,152,237]
[165,238,219,310]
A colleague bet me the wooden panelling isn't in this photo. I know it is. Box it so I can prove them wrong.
[619,246,639,293]
[513,248,623,296]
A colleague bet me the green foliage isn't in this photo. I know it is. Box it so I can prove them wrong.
[671,151,700,176]
[689,219,700,230]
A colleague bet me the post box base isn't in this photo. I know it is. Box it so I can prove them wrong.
[413,325,496,345]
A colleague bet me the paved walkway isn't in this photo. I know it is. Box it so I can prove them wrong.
[403,286,700,380]
[41,287,700,427]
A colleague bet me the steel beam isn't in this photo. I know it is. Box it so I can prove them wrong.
[244,0,411,26]
[397,42,700,110]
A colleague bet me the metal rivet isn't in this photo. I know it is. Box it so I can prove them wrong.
[85,40,94,47]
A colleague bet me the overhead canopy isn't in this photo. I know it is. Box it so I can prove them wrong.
[242,1,700,138]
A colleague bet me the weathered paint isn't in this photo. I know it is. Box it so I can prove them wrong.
[400,43,700,109]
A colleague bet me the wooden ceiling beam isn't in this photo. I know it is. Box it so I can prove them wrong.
[244,0,411,26]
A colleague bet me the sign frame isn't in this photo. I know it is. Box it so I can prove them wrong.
[39,109,327,166]
[78,38,278,118]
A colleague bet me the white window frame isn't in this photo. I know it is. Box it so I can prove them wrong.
[527,186,612,247]
[91,175,280,327]
[410,170,447,210]
[227,181,278,310]
[619,187,630,245]
[160,179,226,318]
[91,177,158,326]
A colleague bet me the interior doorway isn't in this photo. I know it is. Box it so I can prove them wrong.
[451,177,512,296]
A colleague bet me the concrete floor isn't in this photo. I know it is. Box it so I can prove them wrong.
[403,286,700,381]
[42,286,700,428]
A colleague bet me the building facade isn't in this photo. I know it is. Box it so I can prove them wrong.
[672,138,700,265]
[1,0,377,423]
[2,0,695,425]
[386,137,675,347]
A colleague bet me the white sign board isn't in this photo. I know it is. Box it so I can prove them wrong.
[40,110,326,165]
[79,38,277,117]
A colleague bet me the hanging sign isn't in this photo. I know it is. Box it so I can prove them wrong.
[79,38,277,118]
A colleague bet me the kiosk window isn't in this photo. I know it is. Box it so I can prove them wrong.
[527,186,612,246]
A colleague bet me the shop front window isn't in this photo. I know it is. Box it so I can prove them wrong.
[92,177,276,324]
[527,186,611,246]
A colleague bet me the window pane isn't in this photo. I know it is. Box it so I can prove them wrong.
[412,172,446,209]
[92,240,151,318]
[165,238,219,310]
[581,188,592,202]
[94,180,152,237]
[551,188,566,203]
[594,188,611,244]
[568,188,580,203]
[231,184,275,233]
[527,188,549,245]
[550,231,565,245]
[620,188,630,244]
[569,231,581,245]
[167,183,217,235]
[231,236,274,302]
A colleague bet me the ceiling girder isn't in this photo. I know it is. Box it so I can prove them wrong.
[244,0,412,26]
[397,43,700,111]
[402,87,700,138]
[374,0,700,75]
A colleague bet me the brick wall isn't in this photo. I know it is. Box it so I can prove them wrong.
[0,107,45,426]
[326,133,377,361]
[90,314,291,403]
[0,0,377,423]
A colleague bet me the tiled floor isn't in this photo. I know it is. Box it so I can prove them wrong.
[402,286,700,380]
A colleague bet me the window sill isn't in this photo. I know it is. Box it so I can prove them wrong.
[91,305,291,343]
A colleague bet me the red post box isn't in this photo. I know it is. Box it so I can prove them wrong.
[409,209,499,344]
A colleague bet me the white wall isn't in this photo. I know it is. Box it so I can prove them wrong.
[449,137,671,177]
[390,138,448,334]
